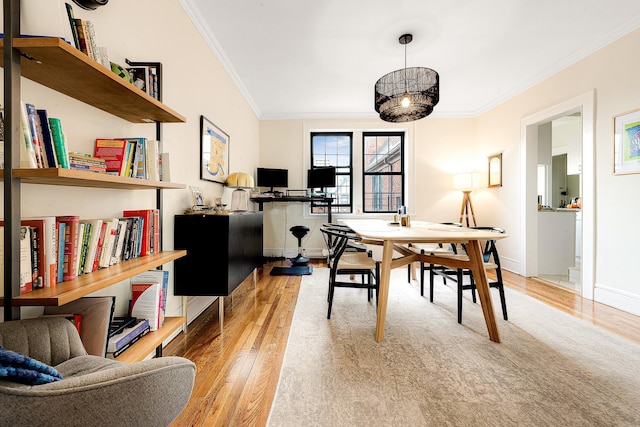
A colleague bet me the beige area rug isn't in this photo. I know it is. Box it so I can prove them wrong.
[267,268,640,427]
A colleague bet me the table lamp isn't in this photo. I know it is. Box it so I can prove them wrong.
[453,172,479,227]
[226,172,254,211]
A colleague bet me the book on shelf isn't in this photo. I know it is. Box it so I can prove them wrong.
[130,282,162,331]
[36,109,59,168]
[131,269,168,327]
[41,313,82,335]
[107,318,150,353]
[24,216,58,288]
[0,219,52,289]
[19,100,38,168]
[94,138,129,175]
[91,220,108,272]
[123,209,155,256]
[98,218,119,269]
[110,219,127,266]
[19,226,33,294]
[109,316,138,338]
[145,140,161,181]
[76,221,91,276]
[106,320,151,359]
[118,217,135,262]
[56,215,80,281]
[56,222,66,283]
[65,2,80,51]
[24,102,46,168]
[48,117,70,169]
[79,219,102,274]
[160,152,171,182]
[69,152,107,173]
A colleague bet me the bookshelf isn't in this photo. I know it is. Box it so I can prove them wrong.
[0,37,185,123]
[2,4,187,362]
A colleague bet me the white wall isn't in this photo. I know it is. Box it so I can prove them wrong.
[1,0,261,321]
[259,29,640,316]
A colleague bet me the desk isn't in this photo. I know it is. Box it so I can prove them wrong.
[251,195,334,222]
[341,219,508,343]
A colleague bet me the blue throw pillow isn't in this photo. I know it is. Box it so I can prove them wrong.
[0,345,63,385]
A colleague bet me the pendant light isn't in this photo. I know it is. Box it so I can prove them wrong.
[374,34,439,122]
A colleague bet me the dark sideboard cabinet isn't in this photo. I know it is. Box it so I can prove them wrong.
[174,212,264,296]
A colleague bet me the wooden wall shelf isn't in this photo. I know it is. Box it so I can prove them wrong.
[0,250,187,307]
[114,316,185,363]
[0,37,186,124]
[1,168,185,190]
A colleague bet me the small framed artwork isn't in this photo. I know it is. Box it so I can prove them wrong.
[188,185,206,208]
[613,108,640,175]
[200,115,229,183]
[488,153,502,187]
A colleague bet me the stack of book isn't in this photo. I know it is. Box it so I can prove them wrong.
[94,138,161,181]
[69,152,107,174]
[106,317,150,359]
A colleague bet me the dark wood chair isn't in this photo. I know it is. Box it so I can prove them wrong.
[321,225,380,319]
[429,226,508,324]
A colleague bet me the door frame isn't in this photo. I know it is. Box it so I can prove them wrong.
[519,90,595,300]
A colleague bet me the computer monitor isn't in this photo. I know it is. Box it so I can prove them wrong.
[256,167,288,193]
[307,166,336,190]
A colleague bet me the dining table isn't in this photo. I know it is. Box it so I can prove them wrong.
[340,219,508,343]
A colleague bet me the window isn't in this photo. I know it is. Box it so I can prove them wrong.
[310,132,352,214]
[363,132,405,213]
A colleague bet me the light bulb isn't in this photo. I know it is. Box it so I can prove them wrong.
[401,93,411,108]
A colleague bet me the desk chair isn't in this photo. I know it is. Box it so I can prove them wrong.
[290,225,310,266]
[406,222,462,294]
[321,225,380,319]
[429,226,508,324]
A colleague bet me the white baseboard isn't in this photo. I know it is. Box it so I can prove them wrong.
[594,285,640,317]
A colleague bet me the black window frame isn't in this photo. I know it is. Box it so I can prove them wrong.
[362,131,405,214]
[310,132,353,214]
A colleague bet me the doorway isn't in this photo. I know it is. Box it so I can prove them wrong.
[519,91,595,300]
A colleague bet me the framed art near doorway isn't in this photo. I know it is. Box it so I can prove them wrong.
[488,153,502,187]
[613,107,640,175]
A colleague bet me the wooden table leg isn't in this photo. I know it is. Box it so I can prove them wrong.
[375,240,395,342]
[466,239,501,343]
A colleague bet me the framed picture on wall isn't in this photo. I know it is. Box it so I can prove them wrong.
[200,115,230,183]
[613,107,640,175]
[488,153,502,187]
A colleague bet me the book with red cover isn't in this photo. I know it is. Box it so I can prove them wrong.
[122,209,152,256]
[129,282,161,331]
[92,221,108,271]
[55,216,80,281]
[0,219,48,289]
[94,139,129,176]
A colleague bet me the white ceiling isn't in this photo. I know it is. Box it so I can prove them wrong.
[181,0,640,120]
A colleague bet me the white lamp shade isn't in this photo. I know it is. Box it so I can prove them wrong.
[453,171,485,191]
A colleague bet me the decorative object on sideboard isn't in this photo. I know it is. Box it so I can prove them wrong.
[200,115,229,183]
[613,107,640,175]
[226,172,255,212]
[374,34,439,123]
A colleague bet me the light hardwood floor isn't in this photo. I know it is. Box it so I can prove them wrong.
[164,261,640,427]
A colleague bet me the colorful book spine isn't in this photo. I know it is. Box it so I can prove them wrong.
[19,100,38,168]
[24,103,45,168]
[48,118,70,169]
[56,216,80,281]
[36,109,58,168]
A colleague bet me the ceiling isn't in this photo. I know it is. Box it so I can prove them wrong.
[181,0,640,120]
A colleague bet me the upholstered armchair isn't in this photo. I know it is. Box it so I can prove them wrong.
[0,317,195,427]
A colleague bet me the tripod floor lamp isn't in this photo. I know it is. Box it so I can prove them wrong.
[454,172,478,227]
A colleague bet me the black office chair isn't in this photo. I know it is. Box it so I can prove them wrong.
[320,225,380,319]
[406,222,462,295]
[290,225,310,266]
[429,226,508,324]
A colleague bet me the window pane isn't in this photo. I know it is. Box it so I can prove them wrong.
[311,132,352,213]
[363,132,404,213]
